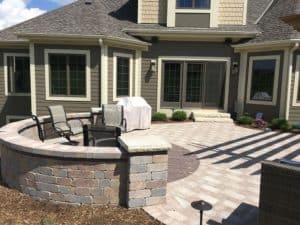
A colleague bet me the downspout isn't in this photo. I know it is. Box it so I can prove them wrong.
[285,42,299,120]
[99,38,108,105]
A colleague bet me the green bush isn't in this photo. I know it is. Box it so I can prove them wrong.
[152,112,168,122]
[271,118,291,131]
[171,111,187,121]
[238,115,253,125]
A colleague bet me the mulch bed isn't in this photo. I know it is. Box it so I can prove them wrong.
[0,181,162,225]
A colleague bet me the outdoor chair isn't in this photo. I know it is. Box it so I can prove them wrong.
[32,114,45,142]
[259,161,300,225]
[48,105,83,141]
[102,104,127,131]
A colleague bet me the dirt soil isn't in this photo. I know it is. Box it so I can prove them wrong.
[0,181,163,225]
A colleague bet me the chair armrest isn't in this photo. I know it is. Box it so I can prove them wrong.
[280,158,300,167]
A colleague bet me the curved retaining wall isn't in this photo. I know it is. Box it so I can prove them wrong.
[0,114,171,208]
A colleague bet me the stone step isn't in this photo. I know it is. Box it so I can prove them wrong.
[193,117,234,123]
[192,112,231,119]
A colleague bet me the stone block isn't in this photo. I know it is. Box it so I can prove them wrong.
[64,194,93,204]
[129,164,147,173]
[104,170,119,179]
[145,180,167,189]
[129,189,151,199]
[75,187,91,196]
[36,182,59,193]
[129,173,151,182]
[153,155,168,163]
[49,193,65,202]
[129,182,146,191]
[147,163,168,172]
[151,188,166,197]
[130,156,152,165]
[128,198,146,208]
[146,196,166,206]
[90,188,104,196]
[95,171,105,179]
[151,171,168,181]
[35,167,53,176]
[100,179,111,188]
[57,177,72,186]
[93,195,109,204]
[52,169,68,177]
[72,178,99,187]
[68,170,94,179]
[35,174,57,184]
[58,185,74,194]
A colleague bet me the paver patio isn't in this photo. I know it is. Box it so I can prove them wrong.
[126,122,300,225]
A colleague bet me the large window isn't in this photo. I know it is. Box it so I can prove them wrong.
[247,56,280,105]
[45,49,91,101]
[176,0,210,9]
[5,54,30,95]
[113,53,132,101]
[163,63,181,102]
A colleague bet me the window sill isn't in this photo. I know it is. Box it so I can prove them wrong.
[292,101,300,107]
[246,100,276,106]
[175,9,211,13]
[46,96,91,102]
[6,93,31,97]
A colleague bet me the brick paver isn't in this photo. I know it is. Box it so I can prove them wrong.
[126,122,300,225]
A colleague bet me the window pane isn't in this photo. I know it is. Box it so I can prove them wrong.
[7,56,14,93]
[117,57,129,97]
[195,0,210,8]
[177,0,193,8]
[69,55,86,96]
[250,59,276,102]
[164,63,181,102]
[186,63,203,102]
[50,54,67,95]
[15,57,30,93]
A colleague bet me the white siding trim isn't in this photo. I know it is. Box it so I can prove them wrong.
[137,0,142,23]
[113,52,133,101]
[292,55,300,107]
[29,43,37,114]
[44,49,91,102]
[3,52,30,97]
[246,55,280,106]
[243,0,248,25]
[279,48,290,117]
[157,56,231,112]
[167,0,176,27]
[237,51,248,116]
[101,44,108,104]
[135,50,142,96]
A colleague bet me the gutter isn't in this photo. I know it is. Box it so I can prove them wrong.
[285,42,299,120]
[233,39,300,51]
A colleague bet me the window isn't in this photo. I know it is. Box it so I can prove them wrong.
[113,53,132,101]
[247,56,280,105]
[163,63,181,102]
[45,49,91,101]
[176,0,210,9]
[4,54,30,95]
[293,56,300,106]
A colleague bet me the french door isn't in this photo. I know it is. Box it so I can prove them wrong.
[161,61,226,109]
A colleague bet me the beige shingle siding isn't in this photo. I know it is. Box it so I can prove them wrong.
[139,0,167,24]
[219,0,245,25]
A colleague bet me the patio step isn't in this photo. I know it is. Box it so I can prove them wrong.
[192,112,234,123]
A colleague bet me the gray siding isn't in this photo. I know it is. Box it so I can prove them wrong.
[107,47,136,104]
[0,48,31,125]
[176,13,210,28]
[243,51,284,121]
[289,51,300,123]
[34,44,101,116]
[141,41,237,114]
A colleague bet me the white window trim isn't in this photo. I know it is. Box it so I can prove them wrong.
[157,56,231,112]
[246,55,280,106]
[292,55,300,107]
[6,115,30,124]
[3,53,31,97]
[44,49,91,102]
[167,0,219,27]
[113,52,133,102]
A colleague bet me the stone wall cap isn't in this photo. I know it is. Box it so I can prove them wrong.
[118,135,171,153]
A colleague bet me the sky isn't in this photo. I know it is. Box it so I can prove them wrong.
[0,0,76,30]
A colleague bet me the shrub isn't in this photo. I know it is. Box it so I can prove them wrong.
[40,218,55,225]
[152,112,168,122]
[271,118,291,131]
[238,115,253,125]
[171,111,187,121]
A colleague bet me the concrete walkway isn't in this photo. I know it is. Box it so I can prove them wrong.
[127,122,300,225]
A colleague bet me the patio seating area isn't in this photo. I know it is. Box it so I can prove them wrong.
[124,122,300,225]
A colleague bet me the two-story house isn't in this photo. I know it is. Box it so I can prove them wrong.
[0,0,299,125]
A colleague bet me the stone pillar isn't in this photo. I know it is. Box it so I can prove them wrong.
[118,135,171,208]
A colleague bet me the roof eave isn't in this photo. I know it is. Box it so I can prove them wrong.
[232,39,300,51]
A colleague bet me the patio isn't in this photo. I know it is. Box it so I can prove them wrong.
[125,122,300,225]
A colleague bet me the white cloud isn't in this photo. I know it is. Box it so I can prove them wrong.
[49,0,75,5]
[0,0,45,30]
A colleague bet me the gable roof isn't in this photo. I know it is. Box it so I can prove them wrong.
[0,0,142,43]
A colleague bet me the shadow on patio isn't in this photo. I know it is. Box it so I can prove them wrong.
[185,131,300,174]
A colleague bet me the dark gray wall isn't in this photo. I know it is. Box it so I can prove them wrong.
[141,41,237,113]
[107,47,136,104]
[175,13,210,27]
[243,51,284,121]
[289,51,300,123]
[34,44,101,116]
[0,48,31,125]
